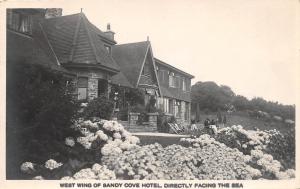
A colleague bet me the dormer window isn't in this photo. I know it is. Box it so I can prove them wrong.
[104,45,111,54]
[7,10,32,35]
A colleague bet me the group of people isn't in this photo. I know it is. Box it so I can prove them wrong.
[190,114,227,134]
[204,115,227,127]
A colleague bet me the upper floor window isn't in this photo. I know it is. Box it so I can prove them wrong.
[7,10,32,35]
[104,45,111,54]
[182,78,186,91]
[169,72,176,87]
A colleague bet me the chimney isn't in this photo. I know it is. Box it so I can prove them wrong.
[45,8,62,19]
[104,23,115,41]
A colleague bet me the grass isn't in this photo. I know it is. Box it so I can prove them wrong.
[135,134,187,147]
[136,111,294,146]
[192,111,293,134]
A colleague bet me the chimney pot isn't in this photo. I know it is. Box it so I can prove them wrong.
[104,23,115,41]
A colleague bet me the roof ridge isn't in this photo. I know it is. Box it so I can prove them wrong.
[154,57,194,78]
[44,12,81,20]
[69,14,82,62]
[115,41,149,46]
[81,14,102,63]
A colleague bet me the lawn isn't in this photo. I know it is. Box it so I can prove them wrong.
[133,133,189,147]
[193,112,293,134]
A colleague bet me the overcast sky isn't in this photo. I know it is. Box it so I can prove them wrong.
[8,0,300,105]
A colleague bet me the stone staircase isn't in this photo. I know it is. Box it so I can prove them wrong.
[118,120,157,133]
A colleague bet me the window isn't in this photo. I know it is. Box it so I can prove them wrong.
[182,78,186,91]
[169,72,175,87]
[163,98,169,113]
[168,99,173,114]
[104,45,111,54]
[77,77,88,100]
[7,11,32,34]
[174,100,181,118]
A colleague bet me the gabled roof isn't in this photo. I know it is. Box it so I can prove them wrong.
[7,28,73,76]
[40,13,119,73]
[111,41,150,87]
[155,58,194,79]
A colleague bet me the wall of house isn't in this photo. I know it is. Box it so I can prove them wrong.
[156,63,192,125]
[68,68,112,101]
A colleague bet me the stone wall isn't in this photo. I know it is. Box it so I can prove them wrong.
[88,78,98,100]
[68,68,109,101]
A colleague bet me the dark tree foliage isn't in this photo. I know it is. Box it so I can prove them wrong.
[191,81,235,112]
[232,95,250,111]
[109,85,145,121]
[6,62,80,179]
[249,97,295,120]
[83,95,114,120]
[191,81,295,120]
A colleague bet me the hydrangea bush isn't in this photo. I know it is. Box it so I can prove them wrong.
[19,119,295,180]
[210,125,295,170]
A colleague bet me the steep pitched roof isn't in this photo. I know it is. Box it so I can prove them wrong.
[40,13,119,73]
[111,41,150,87]
[6,29,73,75]
[155,58,194,79]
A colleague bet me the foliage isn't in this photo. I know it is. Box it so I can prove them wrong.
[191,81,295,120]
[263,127,295,170]
[249,97,295,120]
[109,85,145,108]
[157,110,176,133]
[19,119,140,180]
[83,95,114,120]
[6,62,80,179]
[191,81,235,112]
[204,125,295,170]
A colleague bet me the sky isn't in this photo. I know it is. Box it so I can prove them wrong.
[5,0,299,105]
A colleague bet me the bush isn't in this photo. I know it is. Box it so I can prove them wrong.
[263,127,295,170]
[83,95,114,120]
[6,62,80,179]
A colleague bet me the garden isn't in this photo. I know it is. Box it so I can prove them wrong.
[7,62,295,180]
[18,118,295,180]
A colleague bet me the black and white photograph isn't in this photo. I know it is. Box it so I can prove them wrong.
[2,0,299,188]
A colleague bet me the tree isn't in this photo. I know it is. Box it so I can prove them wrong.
[191,81,235,112]
[232,95,250,110]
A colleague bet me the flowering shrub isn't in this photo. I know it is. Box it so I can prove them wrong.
[45,159,63,170]
[65,137,75,147]
[19,119,294,180]
[101,135,262,180]
[212,125,295,170]
[61,164,116,180]
[82,95,114,120]
[20,162,36,174]
[180,135,294,180]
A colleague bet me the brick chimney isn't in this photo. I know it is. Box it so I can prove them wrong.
[103,23,115,41]
[45,8,62,19]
